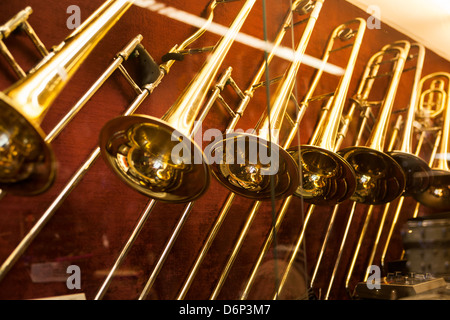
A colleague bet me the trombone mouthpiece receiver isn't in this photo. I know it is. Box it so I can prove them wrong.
[338,146,406,205]
[287,145,357,205]
[99,115,210,203]
[0,93,56,195]
[207,133,299,200]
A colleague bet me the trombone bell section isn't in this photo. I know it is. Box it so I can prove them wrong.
[207,0,326,201]
[0,0,132,195]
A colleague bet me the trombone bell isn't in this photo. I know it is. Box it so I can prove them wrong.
[414,169,450,211]
[337,146,406,204]
[288,145,356,205]
[0,93,55,195]
[99,115,210,203]
[208,133,299,200]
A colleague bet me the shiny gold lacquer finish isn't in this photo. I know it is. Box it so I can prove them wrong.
[208,1,326,201]
[99,0,257,203]
[387,44,432,196]
[337,42,409,205]
[287,18,365,205]
[0,0,132,195]
[413,72,450,211]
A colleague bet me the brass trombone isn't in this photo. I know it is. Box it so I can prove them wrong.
[337,41,409,205]
[176,0,322,300]
[208,1,328,300]
[206,0,329,201]
[268,19,366,300]
[0,0,221,288]
[0,0,132,196]
[94,0,258,299]
[99,0,258,203]
[286,18,365,205]
[324,41,422,298]
[413,72,450,211]
[0,35,164,284]
[380,79,448,264]
[361,43,427,279]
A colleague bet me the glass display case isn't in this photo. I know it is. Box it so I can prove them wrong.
[0,0,449,301]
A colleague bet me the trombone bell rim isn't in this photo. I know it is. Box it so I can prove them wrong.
[0,92,56,195]
[99,114,211,203]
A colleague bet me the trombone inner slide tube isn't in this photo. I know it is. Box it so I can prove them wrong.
[99,0,257,203]
[0,0,132,196]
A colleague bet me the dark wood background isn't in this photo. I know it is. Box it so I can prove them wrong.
[0,0,448,300]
